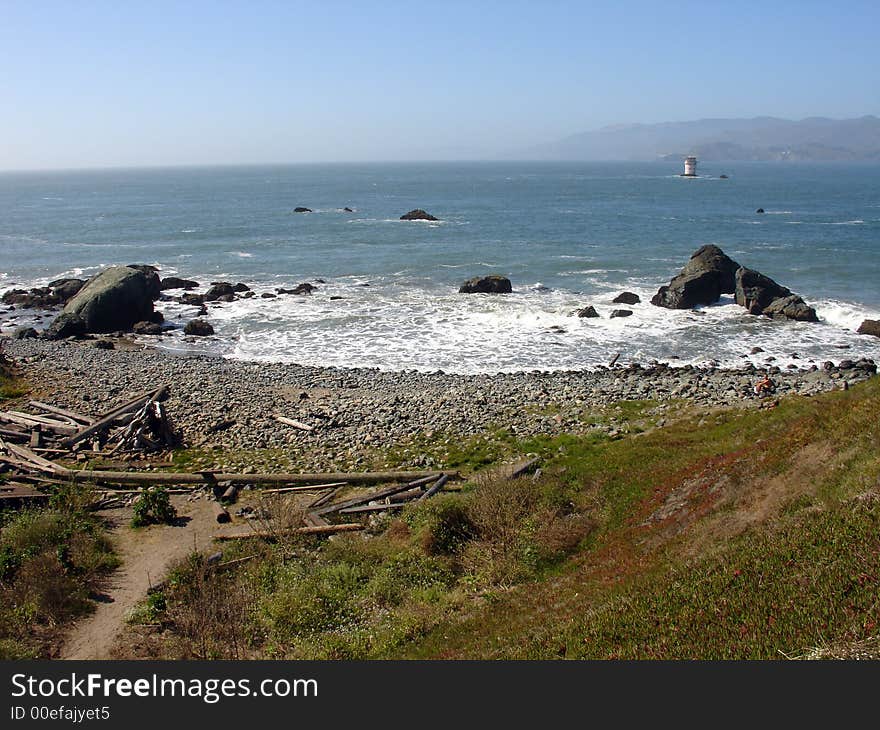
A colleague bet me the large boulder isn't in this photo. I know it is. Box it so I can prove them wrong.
[400,209,439,221]
[857,319,880,338]
[184,319,214,336]
[735,268,817,322]
[761,294,818,322]
[204,282,235,301]
[48,278,85,302]
[651,245,741,309]
[459,275,512,294]
[43,312,86,340]
[57,266,158,333]
[576,306,600,318]
[613,292,641,305]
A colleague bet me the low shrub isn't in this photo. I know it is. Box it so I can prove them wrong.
[131,487,177,527]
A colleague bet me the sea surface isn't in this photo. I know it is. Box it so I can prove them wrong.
[1,161,879,373]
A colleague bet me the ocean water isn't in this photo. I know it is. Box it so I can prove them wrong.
[1,161,879,373]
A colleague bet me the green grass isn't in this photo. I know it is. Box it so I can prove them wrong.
[0,483,118,659]
[126,376,880,660]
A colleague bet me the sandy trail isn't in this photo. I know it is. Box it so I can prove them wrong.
[61,495,220,661]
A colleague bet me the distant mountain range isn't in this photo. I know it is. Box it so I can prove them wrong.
[527,116,880,161]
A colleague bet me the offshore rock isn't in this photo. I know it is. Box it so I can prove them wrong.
[651,245,740,309]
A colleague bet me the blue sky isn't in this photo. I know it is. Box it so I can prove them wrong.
[2,0,878,169]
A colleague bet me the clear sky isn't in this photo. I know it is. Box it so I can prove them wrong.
[2,0,878,170]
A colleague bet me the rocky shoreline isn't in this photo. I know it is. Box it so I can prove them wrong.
[4,338,875,473]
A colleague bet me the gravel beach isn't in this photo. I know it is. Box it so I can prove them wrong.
[3,338,875,473]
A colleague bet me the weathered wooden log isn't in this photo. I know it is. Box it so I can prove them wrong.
[506,457,540,480]
[0,411,78,435]
[29,425,42,449]
[29,400,96,425]
[339,502,406,514]
[61,385,169,448]
[274,414,313,432]
[216,523,364,540]
[315,475,440,516]
[303,512,330,527]
[1,442,68,475]
[308,485,344,508]
[59,468,449,487]
[0,427,29,442]
[221,484,239,502]
[211,501,231,524]
[260,482,347,496]
[418,473,449,501]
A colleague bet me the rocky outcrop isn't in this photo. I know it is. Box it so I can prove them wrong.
[133,321,164,335]
[2,279,84,309]
[43,312,86,340]
[735,268,817,322]
[278,283,317,295]
[576,306,600,318]
[613,292,641,305]
[184,319,214,336]
[459,276,512,294]
[56,266,158,333]
[857,319,880,337]
[400,209,439,221]
[204,283,235,301]
[13,326,38,340]
[159,277,199,291]
[651,245,740,309]
[761,295,818,322]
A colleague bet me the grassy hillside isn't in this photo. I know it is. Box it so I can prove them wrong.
[124,376,879,660]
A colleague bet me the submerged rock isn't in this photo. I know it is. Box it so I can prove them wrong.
[294,207,312,213]
[610,309,633,318]
[458,275,512,294]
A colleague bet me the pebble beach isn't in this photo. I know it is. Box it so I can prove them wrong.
[5,337,875,473]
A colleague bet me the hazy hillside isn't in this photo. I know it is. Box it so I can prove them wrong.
[528,116,880,161]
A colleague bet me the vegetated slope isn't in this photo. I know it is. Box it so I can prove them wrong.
[399,378,880,659]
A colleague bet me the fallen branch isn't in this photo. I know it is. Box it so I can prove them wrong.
[274,414,314,432]
[216,523,364,540]
[28,400,96,425]
[315,475,439,516]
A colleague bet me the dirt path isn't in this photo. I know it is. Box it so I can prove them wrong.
[61,495,220,660]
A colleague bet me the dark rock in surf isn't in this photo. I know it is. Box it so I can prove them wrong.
[610,309,633,318]
[459,275,512,294]
[734,268,818,321]
[576,306,600,318]
[400,209,439,221]
[184,319,214,336]
[651,245,741,309]
[756,208,765,214]
[613,291,641,305]
[294,207,312,213]
[160,276,199,291]
[232,283,251,293]
[856,319,880,338]
[277,283,317,295]
[204,282,235,301]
